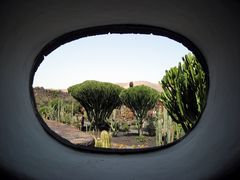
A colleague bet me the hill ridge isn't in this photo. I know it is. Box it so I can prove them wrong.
[34,80,163,93]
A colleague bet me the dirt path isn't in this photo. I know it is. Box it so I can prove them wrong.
[45,119,94,146]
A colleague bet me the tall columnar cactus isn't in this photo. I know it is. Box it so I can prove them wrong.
[155,119,162,146]
[163,108,168,131]
[173,123,184,140]
[106,109,120,137]
[162,108,171,144]
[71,101,74,118]
[57,99,60,121]
[156,107,184,146]
[167,114,175,143]
[160,53,207,133]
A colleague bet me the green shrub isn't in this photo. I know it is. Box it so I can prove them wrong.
[120,122,130,132]
[68,80,124,131]
[120,85,160,136]
[136,135,146,143]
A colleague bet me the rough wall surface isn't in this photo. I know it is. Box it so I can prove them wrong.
[0,0,240,179]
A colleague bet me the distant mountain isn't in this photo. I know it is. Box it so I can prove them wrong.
[116,81,163,92]
[34,81,163,94]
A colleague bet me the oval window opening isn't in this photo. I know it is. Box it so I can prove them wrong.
[32,27,208,152]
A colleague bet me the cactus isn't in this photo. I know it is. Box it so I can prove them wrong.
[71,101,74,118]
[156,107,184,146]
[94,130,112,148]
[100,130,111,148]
[163,108,168,132]
[94,138,102,147]
[107,112,119,137]
[155,119,162,146]
[57,99,60,121]
[160,53,207,133]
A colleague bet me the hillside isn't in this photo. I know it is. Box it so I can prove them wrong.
[33,87,75,103]
[116,81,163,92]
[37,81,163,94]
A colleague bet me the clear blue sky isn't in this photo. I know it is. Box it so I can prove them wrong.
[33,34,191,89]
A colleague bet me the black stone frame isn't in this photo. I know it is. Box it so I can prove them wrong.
[29,24,209,154]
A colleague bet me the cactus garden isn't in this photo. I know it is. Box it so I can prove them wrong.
[33,52,207,150]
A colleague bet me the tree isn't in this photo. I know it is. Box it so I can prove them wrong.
[120,85,160,136]
[129,81,134,87]
[160,53,207,133]
[68,80,123,131]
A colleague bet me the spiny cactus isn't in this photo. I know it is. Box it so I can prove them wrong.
[107,110,119,137]
[94,130,112,148]
[155,119,162,146]
[160,53,207,133]
[155,107,184,146]
[100,130,111,148]
[94,138,102,147]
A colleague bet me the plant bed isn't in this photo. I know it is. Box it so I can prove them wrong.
[89,131,156,149]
